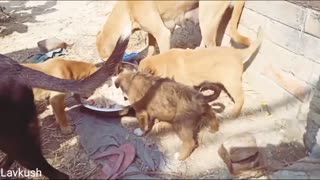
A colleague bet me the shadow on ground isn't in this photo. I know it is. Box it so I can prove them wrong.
[0,1,57,37]
[4,47,39,62]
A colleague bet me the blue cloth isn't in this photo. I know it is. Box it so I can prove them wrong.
[31,48,67,63]
[123,52,139,62]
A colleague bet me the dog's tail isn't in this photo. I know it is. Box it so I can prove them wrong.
[17,30,131,95]
[239,26,264,71]
[200,104,220,133]
[194,82,235,104]
[229,0,250,46]
[194,93,220,132]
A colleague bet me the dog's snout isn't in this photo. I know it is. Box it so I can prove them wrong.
[124,96,128,101]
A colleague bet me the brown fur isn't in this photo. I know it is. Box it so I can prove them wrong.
[138,28,264,118]
[22,58,98,134]
[115,71,219,160]
[96,0,250,60]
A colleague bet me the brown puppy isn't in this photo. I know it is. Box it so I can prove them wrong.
[139,28,264,118]
[22,58,98,134]
[115,71,219,160]
[96,0,250,60]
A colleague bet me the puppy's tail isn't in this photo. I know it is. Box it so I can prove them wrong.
[230,0,251,46]
[195,82,235,103]
[195,95,219,132]
[239,26,264,71]
[18,31,130,95]
[201,106,220,133]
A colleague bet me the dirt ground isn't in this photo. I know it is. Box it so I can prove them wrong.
[0,1,310,179]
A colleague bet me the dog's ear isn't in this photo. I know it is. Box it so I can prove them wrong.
[144,67,155,75]
[116,64,124,74]
[139,66,155,75]
[117,62,138,74]
[114,78,120,88]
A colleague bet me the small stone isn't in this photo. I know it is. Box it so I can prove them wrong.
[232,153,261,175]
[223,133,258,162]
[218,133,261,175]
[37,37,67,52]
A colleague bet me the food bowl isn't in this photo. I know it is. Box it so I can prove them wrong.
[80,75,131,115]
[82,102,128,112]
[80,60,138,116]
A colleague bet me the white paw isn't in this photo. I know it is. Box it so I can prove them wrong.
[174,152,181,160]
[134,128,145,136]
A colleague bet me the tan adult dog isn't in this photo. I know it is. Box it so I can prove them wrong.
[22,58,98,134]
[114,70,219,160]
[138,28,264,118]
[97,0,250,60]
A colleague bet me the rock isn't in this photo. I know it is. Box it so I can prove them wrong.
[223,133,258,162]
[218,133,262,175]
[37,37,67,52]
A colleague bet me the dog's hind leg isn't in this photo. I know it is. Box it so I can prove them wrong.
[131,2,171,53]
[223,79,244,118]
[207,111,220,133]
[174,126,197,160]
[173,115,198,160]
[199,1,230,47]
[49,92,73,134]
[146,33,157,57]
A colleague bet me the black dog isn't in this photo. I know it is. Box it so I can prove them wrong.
[0,33,129,179]
[0,76,69,179]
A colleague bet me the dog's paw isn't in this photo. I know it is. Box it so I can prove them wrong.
[60,125,73,135]
[119,107,130,116]
[134,128,145,136]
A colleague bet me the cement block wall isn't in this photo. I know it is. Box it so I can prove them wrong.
[221,1,320,157]
[222,1,320,89]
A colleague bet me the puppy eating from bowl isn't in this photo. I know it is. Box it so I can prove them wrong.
[114,70,219,160]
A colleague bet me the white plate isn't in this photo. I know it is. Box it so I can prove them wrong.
[80,75,130,112]
[82,103,128,112]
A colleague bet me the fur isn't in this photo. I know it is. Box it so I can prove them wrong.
[22,58,98,134]
[115,71,219,160]
[138,28,264,118]
[96,0,250,59]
